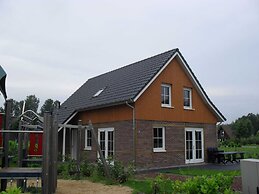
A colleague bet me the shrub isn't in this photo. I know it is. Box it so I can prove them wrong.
[172,173,234,194]
[151,174,173,194]
[80,160,95,177]
[94,159,134,183]
[0,187,21,194]
[58,157,134,183]
[57,158,80,179]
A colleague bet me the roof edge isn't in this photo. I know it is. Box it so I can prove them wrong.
[133,50,226,122]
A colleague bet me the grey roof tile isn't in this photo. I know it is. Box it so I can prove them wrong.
[58,49,178,123]
[58,48,226,124]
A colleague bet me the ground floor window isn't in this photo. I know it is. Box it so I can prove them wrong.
[98,128,114,159]
[84,128,92,150]
[153,127,166,152]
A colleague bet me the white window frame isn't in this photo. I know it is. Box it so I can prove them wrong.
[84,128,92,150]
[161,84,172,108]
[183,88,192,109]
[98,128,114,159]
[153,127,166,152]
[93,87,105,97]
[185,128,204,164]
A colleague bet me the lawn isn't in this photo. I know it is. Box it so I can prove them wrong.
[161,167,240,176]
[123,179,152,194]
[219,145,259,159]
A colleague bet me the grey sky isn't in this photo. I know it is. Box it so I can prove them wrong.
[0,0,258,123]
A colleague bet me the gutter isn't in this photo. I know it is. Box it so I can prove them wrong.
[126,100,136,166]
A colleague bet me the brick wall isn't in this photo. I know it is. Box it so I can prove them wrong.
[78,120,216,169]
[81,120,134,165]
[135,120,216,169]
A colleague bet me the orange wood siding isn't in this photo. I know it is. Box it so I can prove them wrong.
[135,58,218,124]
[78,105,132,124]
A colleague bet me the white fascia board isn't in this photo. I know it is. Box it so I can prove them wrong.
[133,52,178,102]
[176,54,225,122]
[133,52,225,122]
[58,111,78,132]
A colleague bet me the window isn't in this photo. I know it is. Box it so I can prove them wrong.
[98,128,114,159]
[183,88,192,109]
[93,87,105,97]
[161,84,171,107]
[84,129,92,150]
[153,127,166,152]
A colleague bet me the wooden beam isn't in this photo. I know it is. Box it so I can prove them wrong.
[58,124,87,129]
[1,99,12,191]
[62,127,66,162]
[88,121,111,179]
[0,130,43,133]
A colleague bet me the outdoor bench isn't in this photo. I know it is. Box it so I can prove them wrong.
[214,151,245,164]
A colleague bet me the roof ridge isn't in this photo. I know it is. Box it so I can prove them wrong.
[88,48,179,81]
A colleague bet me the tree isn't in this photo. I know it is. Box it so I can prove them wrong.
[40,99,60,115]
[246,113,259,135]
[12,100,24,116]
[232,118,253,139]
[24,95,40,113]
[0,106,4,113]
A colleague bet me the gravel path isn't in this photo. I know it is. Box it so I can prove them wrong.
[56,179,132,194]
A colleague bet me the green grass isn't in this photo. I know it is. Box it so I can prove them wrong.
[161,167,240,176]
[123,179,152,194]
[220,145,259,159]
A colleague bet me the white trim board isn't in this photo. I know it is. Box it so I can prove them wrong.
[58,111,78,132]
[133,51,225,122]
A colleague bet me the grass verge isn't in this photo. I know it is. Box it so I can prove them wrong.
[161,167,240,176]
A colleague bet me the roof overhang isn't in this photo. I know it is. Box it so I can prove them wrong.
[58,111,78,132]
[133,51,226,122]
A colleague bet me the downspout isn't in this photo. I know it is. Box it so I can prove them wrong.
[126,100,136,166]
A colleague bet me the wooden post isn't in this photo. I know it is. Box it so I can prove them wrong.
[62,127,66,162]
[1,99,12,191]
[88,121,111,178]
[52,113,58,193]
[42,113,52,194]
[17,120,24,188]
[77,120,82,171]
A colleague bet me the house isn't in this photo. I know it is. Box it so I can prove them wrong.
[218,124,234,140]
[58,48,226,169]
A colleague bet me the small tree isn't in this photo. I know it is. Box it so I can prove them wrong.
[25,95,40,113]
[40,99,60,115]
[232,118,253,139]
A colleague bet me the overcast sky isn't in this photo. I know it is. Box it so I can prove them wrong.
[0,0,258,123]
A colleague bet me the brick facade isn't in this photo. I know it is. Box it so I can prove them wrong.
[76,120,217,170]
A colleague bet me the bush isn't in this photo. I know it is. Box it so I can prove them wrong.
[172,173,233,194]
[57,158,80,179]
[94,159,134,183]
[80,160,95,177]
[151,174,173,194]
[0,187,21,194]
[58,157,134,183]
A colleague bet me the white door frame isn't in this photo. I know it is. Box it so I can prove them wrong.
[98,128,114,159]
[185,128,204,164]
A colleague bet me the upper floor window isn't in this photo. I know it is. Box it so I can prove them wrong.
[153,127,166,152]
[183,88,192,109]
[93,87,106,97]
[84,128,92,150]
[161,84,171,107]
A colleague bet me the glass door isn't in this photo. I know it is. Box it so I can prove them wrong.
[185,128,204,163]
[98,128,114,160]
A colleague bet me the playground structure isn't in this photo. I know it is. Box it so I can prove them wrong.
[0,66,58,193]
[0,66,111,193]
[0,100,58,193]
